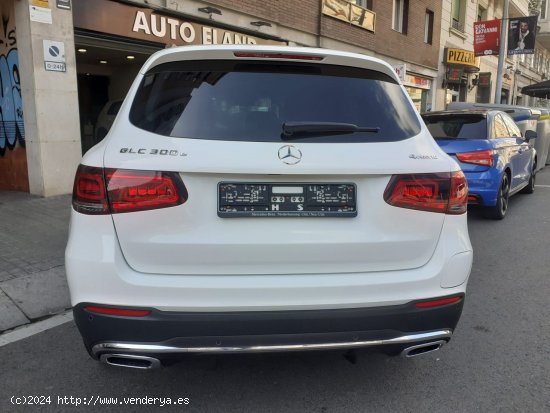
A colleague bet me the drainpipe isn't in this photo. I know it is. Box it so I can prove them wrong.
[317,1,322,47]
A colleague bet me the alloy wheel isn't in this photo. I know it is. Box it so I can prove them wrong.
[499,175,510,216]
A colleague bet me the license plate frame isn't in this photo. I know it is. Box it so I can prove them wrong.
[218,182,357,218]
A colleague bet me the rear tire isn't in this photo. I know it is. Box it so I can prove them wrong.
[520,162,536,194]
[484,174,510,220]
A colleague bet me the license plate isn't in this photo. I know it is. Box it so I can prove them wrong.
[218,183,357,217]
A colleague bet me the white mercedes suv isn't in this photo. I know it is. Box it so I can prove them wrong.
[65,46,472,369]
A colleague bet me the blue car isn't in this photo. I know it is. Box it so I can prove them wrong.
[422,109,537,219]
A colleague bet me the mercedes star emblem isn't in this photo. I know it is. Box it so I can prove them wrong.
[278,145,302,165]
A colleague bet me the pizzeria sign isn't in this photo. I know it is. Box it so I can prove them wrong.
[444,48,480,71]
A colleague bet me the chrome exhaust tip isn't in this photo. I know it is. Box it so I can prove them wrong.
[99,354,161,369]
[401,340,447,358]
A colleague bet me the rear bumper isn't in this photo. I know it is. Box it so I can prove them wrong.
[74,296,464,359]
[66,212,472,312]
[464,169,501,206]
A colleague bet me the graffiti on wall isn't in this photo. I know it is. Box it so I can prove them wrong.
[0,3,24,157]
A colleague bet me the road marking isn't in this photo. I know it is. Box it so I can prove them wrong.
[0,310,73,347]
[535,185,550,188]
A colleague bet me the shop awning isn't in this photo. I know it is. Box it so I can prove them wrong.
[521,80,550,98]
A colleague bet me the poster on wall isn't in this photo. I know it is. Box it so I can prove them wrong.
[473,19,500,56]
[507,16,538,55]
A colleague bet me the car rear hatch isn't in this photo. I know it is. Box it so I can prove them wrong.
[104,49,452,275]
[423,113,493,172]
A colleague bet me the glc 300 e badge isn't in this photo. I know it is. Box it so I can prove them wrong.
[278,145,302,165]
[120,148,187,157]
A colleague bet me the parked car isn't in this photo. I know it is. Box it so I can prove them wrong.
[446,103,540,138]
[422,109,537,219]
[66,45,472,369]
[94,100,123,143]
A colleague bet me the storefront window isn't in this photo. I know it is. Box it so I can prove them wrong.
[402,74,431,112]
[446,83,460,106]
[405,86,427,112]
[476,86,491,103]
[501,89,510,104]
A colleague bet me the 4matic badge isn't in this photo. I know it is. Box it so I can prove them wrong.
[409,154,438,160]
[120,148,187,157]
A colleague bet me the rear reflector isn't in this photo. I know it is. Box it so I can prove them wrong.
[415,296,462,308]
[384,171,468,214]
[72,165,188,214]
[85,306,151,317]
[233,52,324,61]
[456,150,494,167]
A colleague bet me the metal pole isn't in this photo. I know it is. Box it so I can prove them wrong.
[495,0,510,104]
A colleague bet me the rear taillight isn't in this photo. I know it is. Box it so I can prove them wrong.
[384,171,468,215]
[106,169,187,213]
[72,165,187,215]
[456,150,494,167]
[72,165,110,215]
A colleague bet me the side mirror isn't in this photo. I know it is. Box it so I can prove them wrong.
[524,130,537,142]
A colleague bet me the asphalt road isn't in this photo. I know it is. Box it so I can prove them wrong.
[1,171,550,413]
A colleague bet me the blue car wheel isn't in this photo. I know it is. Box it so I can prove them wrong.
[521,160,536,195]
[484,174,510,220]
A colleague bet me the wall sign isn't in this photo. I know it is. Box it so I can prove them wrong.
[29,5,52,24]
[43,40,66,72]
[32,0,50,7]
[321,0,376,32]
[444,48,480,73]
[392,64,406,82]
[404,75,431,90]
[56,0,71,10]
[446,67,463,84]
[72,0,286,46]
[478,72,491,88]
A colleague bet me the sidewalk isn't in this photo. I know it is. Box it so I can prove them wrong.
[0,192,71,333]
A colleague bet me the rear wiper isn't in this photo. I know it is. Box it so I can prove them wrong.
[282,122,380,139]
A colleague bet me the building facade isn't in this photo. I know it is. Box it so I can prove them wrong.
[506,0,550,106]
[437,0,506,110]
[522,0,550,106]
[1,0,443,195]
[436,0,550,109]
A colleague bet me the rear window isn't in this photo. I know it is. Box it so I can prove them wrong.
[129,60,421,143]
[422,115,487,139]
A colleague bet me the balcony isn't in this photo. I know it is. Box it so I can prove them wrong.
[451,18,465,33]
[510,0,529,16]
[321,0,375,32]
